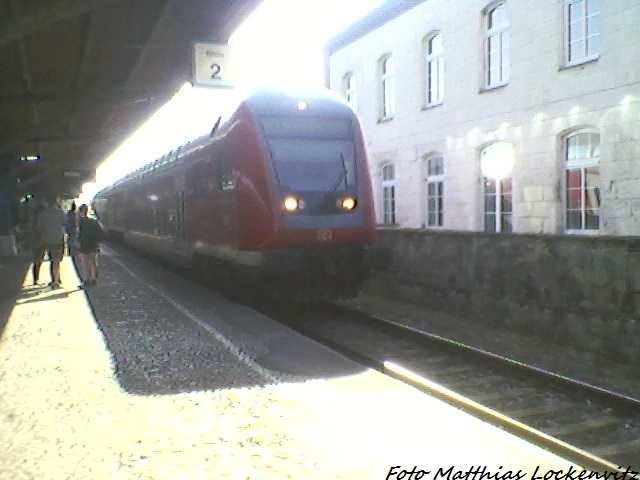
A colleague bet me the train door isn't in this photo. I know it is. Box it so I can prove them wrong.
[174,174,187,244]
[173,174,187,242]
[214,153,238,247]
[184,158,213,246]
[177,191,186,241]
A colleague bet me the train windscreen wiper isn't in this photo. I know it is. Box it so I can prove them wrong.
[331,153,349,191]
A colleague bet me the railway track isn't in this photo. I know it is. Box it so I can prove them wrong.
[263,302,640,475]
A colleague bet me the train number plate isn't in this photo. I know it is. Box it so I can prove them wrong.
[316,229,333,241]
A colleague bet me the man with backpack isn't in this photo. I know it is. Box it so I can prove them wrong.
[77,204,104,287]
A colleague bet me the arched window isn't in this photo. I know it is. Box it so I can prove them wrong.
[564,130,600,231]
[344,72,357,111]
[425,32,444,106]
[424,155,444,227]
[484,2,510,88]
[381,163,396,225]
[380,55,395,119]
[481,142,514,233]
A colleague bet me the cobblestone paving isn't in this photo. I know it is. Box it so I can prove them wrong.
[0,257,580,479]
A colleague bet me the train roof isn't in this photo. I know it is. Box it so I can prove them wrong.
[241,86,354,117]
[94,134,210,198]
[94,86,354,199]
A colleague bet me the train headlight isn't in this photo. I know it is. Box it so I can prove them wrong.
[337,196,357,211]
[283,195,304,212]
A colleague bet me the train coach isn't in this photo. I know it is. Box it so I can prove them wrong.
[93,87,391,301]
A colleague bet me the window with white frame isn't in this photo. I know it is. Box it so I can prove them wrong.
[344,72,357,111]
[425,155,444,227]
[565,0,601,65]
[425,32,444,106]
[381,163,396,225]
[484,177,512,232]
[484,2,510,88]
[380,55,395,119]
[565,130,600,231]
[481,142,513,233]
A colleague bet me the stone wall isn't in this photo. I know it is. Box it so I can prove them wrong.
[365,229,640,363]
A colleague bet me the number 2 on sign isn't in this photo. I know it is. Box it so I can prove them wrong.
[210,63,222,80]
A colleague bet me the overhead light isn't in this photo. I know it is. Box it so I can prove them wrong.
[20,155,41,162]
[480,142,514,180]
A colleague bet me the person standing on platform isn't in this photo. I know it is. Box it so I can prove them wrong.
[37,196,67,289]
[65,202,78,257]
[77,204,104,287]
[28,202,45,285]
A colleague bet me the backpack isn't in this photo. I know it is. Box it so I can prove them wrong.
[81,217,104,245]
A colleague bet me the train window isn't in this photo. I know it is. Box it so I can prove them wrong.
[217,157,236,191]
[259,116,352,139]
[190,160,211,196]
[267,138,356,192]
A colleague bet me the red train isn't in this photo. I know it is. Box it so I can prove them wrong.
[93,87,390,301]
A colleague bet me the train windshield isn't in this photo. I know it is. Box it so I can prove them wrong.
[259,116,357,192]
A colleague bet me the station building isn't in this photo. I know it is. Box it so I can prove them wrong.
[327,0,640,236]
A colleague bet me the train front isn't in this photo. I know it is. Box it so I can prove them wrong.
[247,89,391,300]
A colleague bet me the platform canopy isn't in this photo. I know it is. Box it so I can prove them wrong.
[0,0,262,199]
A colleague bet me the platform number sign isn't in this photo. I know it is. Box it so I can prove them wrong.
[193,42,234,88]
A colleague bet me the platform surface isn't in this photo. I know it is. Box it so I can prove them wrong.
[0,254,583,479]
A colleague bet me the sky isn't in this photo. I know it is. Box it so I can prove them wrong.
[79,0,384,203]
